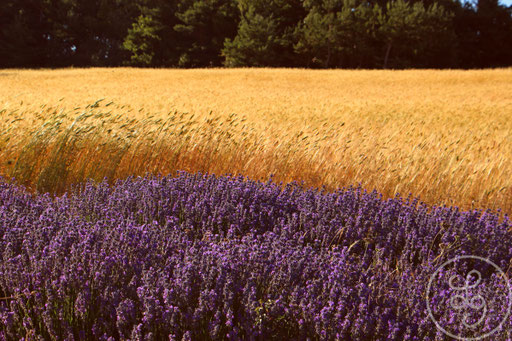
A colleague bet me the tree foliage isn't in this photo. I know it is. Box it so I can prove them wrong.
[123,13,163,66]
[222,0,305,66]
[295,0,382,68]
[0,0,511,68]
[174,0,239,67]
[378,0,456,68]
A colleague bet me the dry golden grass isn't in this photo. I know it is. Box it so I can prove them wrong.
[0,68,511,212]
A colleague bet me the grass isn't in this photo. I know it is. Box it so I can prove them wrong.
[0,68,511,213]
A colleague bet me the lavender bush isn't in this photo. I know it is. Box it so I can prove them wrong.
[0,172,511,340]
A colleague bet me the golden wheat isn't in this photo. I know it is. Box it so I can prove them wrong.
[0,68,511,212]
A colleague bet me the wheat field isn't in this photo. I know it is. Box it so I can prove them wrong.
[0,68,511,212]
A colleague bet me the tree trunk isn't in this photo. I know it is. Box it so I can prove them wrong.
[326,44,331,68]
[384,42,392,69]
[326,24,332,68]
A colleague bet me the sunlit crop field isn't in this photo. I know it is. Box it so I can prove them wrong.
[0,68,511,212]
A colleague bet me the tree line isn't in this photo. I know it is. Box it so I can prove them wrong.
[1,0,511,69]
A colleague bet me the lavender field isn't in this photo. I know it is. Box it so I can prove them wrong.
[0,172,511,340]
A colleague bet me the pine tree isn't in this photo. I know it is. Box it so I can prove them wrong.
[222,0,305,67]
[174,0,239,67]
[296,0,382,68]
[378,0,455,68]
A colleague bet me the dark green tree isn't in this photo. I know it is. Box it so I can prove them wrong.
[295,0,382,68]
[47,0,140,67]
[122,1,182,66]
[0,0,511,68]
[294,0,345,68]
[378,0,456,68]
[222,0,306,67]
[123,9,163,66]
[174,0,239,67]
[458,0,512,67]
[0,0,53,67]
[414,2,457,68]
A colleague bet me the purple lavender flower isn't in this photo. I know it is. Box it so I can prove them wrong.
[0,173,510,340]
